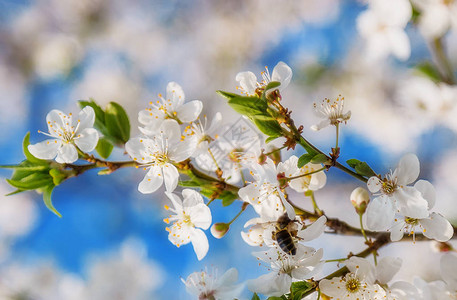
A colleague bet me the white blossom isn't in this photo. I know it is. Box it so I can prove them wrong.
[288,156,327,193]
[28,106,99,163]
[441,252,457,297]
[247,245,323,297]
[310,95,351,131]
[356,0,411,61]
[236,61,292,96]
[164,189,212,261]
[412,0,457,38]
[139,82,203,135]
[126,120,196,193]
[182,268,244,300]
[365,153,431,231]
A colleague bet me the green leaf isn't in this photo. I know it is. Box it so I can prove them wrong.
[299,140,319,157]
[251,293,261,300]
[267,296,287,300]
[297,153,313,168]
[228,96,268,117]
[415,62,442,83]
[49,168,67,186]
[216,90,239,100]
[179,179,202,188]
[254,119,283,137]
[6,173,53,190]
[105,102,131,144]
[200,189,214,198]
[78,99,106,129]
[291,281,313,296]
[97,168,112,175]
[346,159,376,177]
[6,189,24,196]
[220,191,238,206]
[43,185,62,217]
[265,136,278,144]
[310,153,328,164]
[95,138,114,159]
[22,132,48,165]
[261,81,281,101]
[0,164,48,171]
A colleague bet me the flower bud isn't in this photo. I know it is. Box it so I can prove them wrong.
[350,187,370,214]
[431,241,454,253]
[210,222,230,239]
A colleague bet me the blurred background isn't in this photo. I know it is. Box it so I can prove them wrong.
[0,0,456,299]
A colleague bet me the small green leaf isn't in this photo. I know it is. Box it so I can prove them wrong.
[261,81,281,101]
[228,96,268,117]
[265,136,278,144]
[22,132,48,165]
[6,173,53,190]
[299,141,319,157]
[267,296,287,300]
[179,179,202,188]
[220,191,238,206]
[346,159,376,177]
[216,90,239,100]
[49,168,67,186]
[310,153,328,164]
[415,62,441,83]
[105,102,131,144]
[43,185,62,217]
[251,293,261,300]
[346,158,360,169]
[297,153,313,168]
[254,119,283,137]
[200,189,214,198]
[0,164,48,171]
[5,189,24,196]
[291,281,313,295]
[95,138,114,159]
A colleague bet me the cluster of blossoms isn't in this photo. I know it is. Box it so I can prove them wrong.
[24,61,456,300]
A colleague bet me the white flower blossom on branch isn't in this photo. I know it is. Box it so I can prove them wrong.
[28,106,99,163]
[311,95,351,131]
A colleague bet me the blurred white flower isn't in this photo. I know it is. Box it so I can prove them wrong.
[183,267,244,300]
[311,95,351,131]
[164,189,212,261]
[412,0,457,38]
[188,112,223,156]
[440,252,457,296]
[247,246,323,297]
[85,238,163,300]
[236,61,292,96]
[356,0,411,61]
[28,106,99,163]
[126,120,196,193]
[139,82,203,135]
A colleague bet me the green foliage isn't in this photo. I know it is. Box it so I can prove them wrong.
[310,153,327,164]
[298,153,327,168]
[216,90,238,100]
[220,191,238,206]
[251,293,261,300]
[43,185,62,217]
[290,281,314,300]
[346,159,376,177]
[415,62,442,83]
[297,153,313,168]
[95,138,114,159]
[79,100,131,145]
[23,132,48,165]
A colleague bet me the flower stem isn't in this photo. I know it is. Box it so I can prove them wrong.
[359,213,369,244]
[335,123,340,150]
[309,191,323,216]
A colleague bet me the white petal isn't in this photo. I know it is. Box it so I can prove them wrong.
[319,278,345,298]
[176,100,202,123]
[278,190,296,220]
[420,212,454,242]
[165,191,183,212]
[394,186,429,219]
[125,137,148,162]
[182,189,204,206]
[162,163,179,192]
[159,119,181,144]
[310,119,330,131]
[366,195,395,231]
[28,139,61,160]
[308,171,327,191]
[376,257,402,284]
[55,143,78,163]
[74,128,99,152]
[138,166,163,194]
[216,268,238,286]
[367,176,382,193]
[386,29,411,61]
[77,106,95,131]
[235,71,257,95]
[46,109,66,134]
[440,253,457,289]
[167,81,185,108]
[395,153,420,185]
[390,219,405,242]
[272,61,292,90]
[188,204,212,230]
[169,136,196,162]
[297,216,327,241]
[389,281,418,298]
[346,256,374,281]
[138,109,164,129]
[414,180,436,210]
[190,228,209,260]
[207,112,222,133]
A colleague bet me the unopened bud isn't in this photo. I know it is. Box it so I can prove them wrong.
[350,187,370,214]
[210,222,230,239]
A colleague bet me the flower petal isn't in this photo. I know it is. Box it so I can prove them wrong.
[176,100,202,123]
[367,176,382,193]
[55,143,78,163]
[167,81,185,108]
[169,136,196,162]
[159,119,181,144]
[188,204,212,230]
[235,71,257,95]
[297,215,327,241]
[74,128,99,152]
[395,186,429,219]
[278,190,296,220]
[138,166,163,194]
[420,212,454,242]
[28,139,61,160]
[414,180,436,210]
[395,153,420,185]
[190,228,209,260]
[346,256,374,281]
[376,257,402,284]
[310,119,331,131]
[319,278,345,298]
[440,253,457,289]
[182,189,204,206]
[272,61,292,90]
[46,109,66,136]
[77,106,95,131]
[366,195,395,231]
[389,219,405,242]
[163,163,179,192]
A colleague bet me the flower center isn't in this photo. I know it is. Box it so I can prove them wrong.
[404,217,419,226]
[345,275,361,293]
[152,152,169,165]
[182,213,192,225]
[381,180,397,195]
